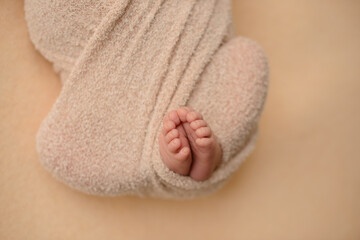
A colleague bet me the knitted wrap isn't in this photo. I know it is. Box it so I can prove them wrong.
[24,0,269,199]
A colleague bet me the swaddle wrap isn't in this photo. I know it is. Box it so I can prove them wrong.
[24,0,269,199]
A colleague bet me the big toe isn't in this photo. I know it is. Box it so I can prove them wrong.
[163,143,192,176]
[167,110,181,125]
[176,106,193,122]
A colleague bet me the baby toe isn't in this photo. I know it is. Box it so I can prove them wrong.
[162,119,176,135]
[168,138,181,152]
[195,137,214,147]
[190,119,207,130]
[166,146,192,176]
[165,128,179,143]
[168,110,181,125]
[174,146,191,161]
[195,126,211,138]
[186,111,203,122]
[176,107,190,122]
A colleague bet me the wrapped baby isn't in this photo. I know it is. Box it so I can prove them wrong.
[24,0,269,199]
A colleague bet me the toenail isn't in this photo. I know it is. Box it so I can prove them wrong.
[171,138,179,145]
[166,121,174,129]
[196,127,210,136]
[170,129,178,137]
[180,147,189,155]
[170,110,176,117]
[188,112,198,121]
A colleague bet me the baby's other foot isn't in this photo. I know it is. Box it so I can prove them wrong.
[158,110,192,176]
[177,106,223,181]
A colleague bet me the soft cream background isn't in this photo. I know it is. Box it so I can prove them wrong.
[1,0,359,239]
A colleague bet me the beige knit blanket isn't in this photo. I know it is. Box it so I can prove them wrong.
[24,0,269,199]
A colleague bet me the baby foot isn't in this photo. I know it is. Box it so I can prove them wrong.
[159,107,223,181]
[158,110,193,176]
[177,106,223,181]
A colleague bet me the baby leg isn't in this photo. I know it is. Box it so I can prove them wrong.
[158,37,268,183]
[187,36,269,167]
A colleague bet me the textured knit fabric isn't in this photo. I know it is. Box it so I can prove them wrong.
[24,0,269,199]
